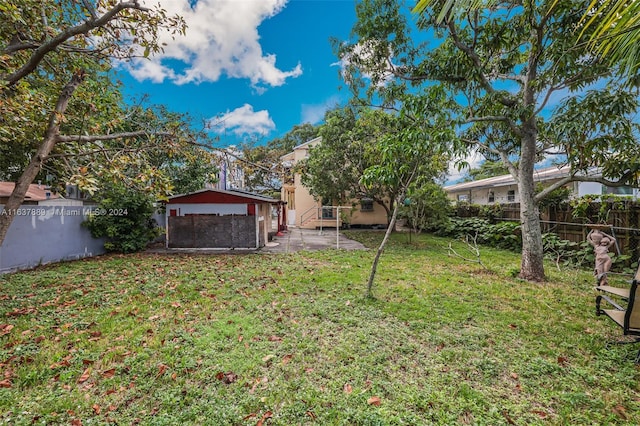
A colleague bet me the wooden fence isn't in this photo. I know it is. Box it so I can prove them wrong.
[456,202,640,260]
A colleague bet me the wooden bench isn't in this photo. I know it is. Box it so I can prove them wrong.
[595,266,640,362]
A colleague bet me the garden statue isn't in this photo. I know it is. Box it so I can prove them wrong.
[587,228,617,285]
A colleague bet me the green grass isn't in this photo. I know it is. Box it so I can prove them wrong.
[1,231,639,425]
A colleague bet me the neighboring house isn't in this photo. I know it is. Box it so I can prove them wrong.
[165,188,284,249]
[443,165,639,205]
[0,182,60,205]
[281,137,389,229]
[0,182,93,207]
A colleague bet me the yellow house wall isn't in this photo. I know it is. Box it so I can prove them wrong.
[282,137,389,229]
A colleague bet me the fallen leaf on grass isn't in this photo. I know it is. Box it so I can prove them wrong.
[215,371,237,384]
[157,364,168,377]
[282,354,293,365]
[306,410,317,420]
[613,405,628,420]
[502,410,516,425]
[268,335,282,342]
[0,324,14,336]
[367,396,381,406]
[92,404,101,415]
[557,356,569,367]
[101,368,116,378]
[6,307,36,317]
[531,410,548,419]
[77,368,91,384]
[343,383,353,394]
[256,411,273,426]
[0,379,12,388]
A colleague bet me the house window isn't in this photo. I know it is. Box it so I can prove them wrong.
[360,198,374,212]
[457,194,469,202]
[507,190,516,202]
[488,191,495,203]
[322,207,335,219]
[604,186,634,195]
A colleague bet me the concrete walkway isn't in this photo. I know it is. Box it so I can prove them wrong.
[261,227,367,253]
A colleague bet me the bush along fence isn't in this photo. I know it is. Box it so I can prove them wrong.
[446,196,640,274]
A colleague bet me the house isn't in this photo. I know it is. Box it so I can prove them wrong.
[443,165,639,205]
[0,182,93,207]
[281,137,389,229]
[165,188,285,249]
[0,182,60,204]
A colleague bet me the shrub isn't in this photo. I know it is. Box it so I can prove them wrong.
[84,186,161,253]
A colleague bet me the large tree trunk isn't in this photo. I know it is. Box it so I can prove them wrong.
[0,71,85,246]
[518,128,546,282]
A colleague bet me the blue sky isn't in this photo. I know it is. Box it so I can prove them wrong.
[116,0,358,147]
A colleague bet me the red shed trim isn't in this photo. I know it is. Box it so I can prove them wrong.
[167,188,280,205]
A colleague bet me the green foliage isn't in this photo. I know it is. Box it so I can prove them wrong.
[84,186,161,253]
[437,217,522,251]
[401,182,452,232]
[536,184,571,210]
[570,194,635,223]
[462,160,510,182]
[341,0,640,281]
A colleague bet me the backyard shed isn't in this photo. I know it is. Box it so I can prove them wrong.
[165,188,283,249]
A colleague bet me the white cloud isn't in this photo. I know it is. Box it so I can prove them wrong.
[208,104,276,136]
[332,39,394,88]
[301,95,342,124]
[123,0,302,88]
[446,150,485,185]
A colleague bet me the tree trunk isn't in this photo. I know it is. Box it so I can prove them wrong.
[518,129,546,282]
[365,195,401,298]
[0,71,85,246]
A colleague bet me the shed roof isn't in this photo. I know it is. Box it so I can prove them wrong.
[167,188,281,204]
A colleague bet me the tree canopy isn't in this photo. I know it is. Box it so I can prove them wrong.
[339,0,640,281]
[0,0,205,245]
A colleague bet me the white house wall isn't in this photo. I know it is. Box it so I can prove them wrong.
[577,181,603,197]
[168,203,247,216]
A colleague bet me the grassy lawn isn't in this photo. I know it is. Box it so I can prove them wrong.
[1,231,639,425]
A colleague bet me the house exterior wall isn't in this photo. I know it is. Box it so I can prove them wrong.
[282,138,388,229]
[167,203,247,216]
[446,179,612,206]
[347,202,389,227]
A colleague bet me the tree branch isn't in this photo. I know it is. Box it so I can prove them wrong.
[447,21,517,108]
[3,1,149,86]
[534,171,638,203]
[56,130,170,143]
[0,71,85,246]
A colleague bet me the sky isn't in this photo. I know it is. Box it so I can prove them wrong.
[116,0,358,148]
